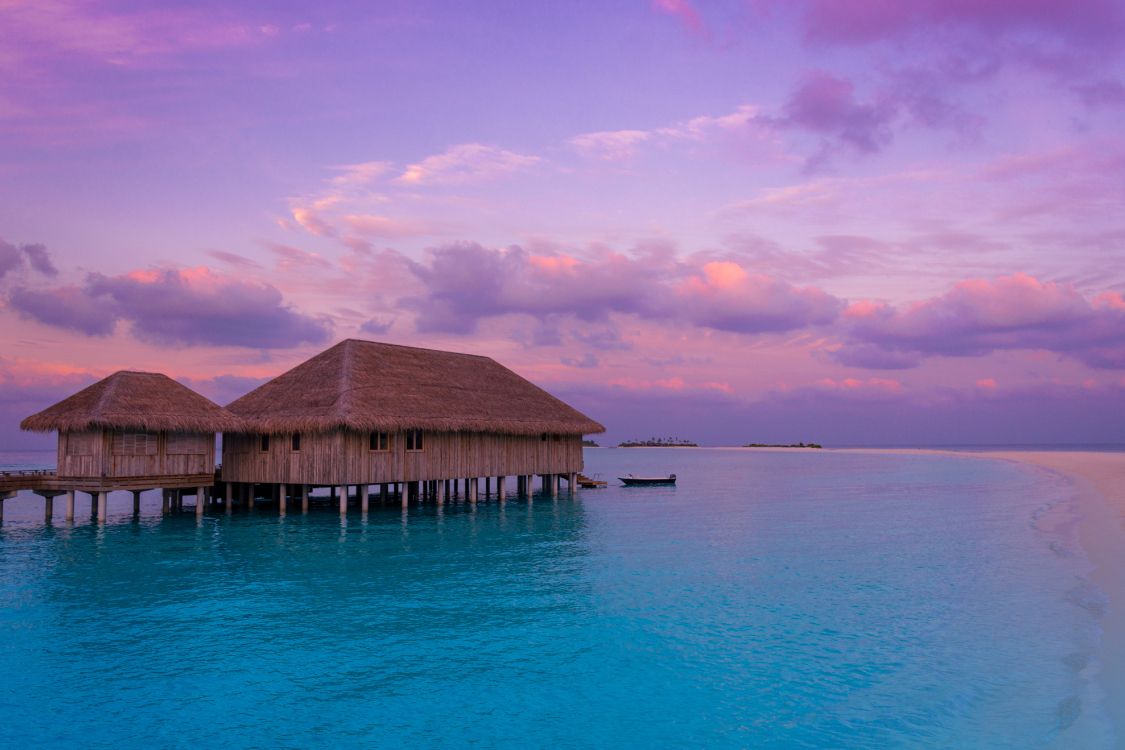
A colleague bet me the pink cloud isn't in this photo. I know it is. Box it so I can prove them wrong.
[396,143,541,185]
[404,242,844,338]
[8,264,330,348]
[652,0,707,37]
[838,273,1125,369]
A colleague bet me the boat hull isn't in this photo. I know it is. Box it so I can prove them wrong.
[619,476,677,486]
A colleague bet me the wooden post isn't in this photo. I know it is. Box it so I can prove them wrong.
[90,493,98,516]
[568,473,577,494]
[497,476,506,500]
[279,483,287,515]
[436,480,445,505]
[97,491,107,522]
[401,483,409,509]
[549,474,559,497]
[361,484,369,513]
[485,477,491,497]
[248,484,255,510]
[44,494,53,522]
[132,490,142,515]
[381,483,388,503]
[339,486,347,515]
[470,478,478,503]
[65,490,75,521]
[225,483,233,515]
[196,487,205,517]
[301,485,309,514]
[161,489,169,514]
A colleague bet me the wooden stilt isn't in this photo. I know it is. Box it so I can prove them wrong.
[225,483,233,515]
[279,483,287,515]
[339,486,347,515]
[568,472,577,494]
[401,483,409,509]
[44,494,53,522]
[248,484,255,510]
[469,478,478,503]
[361,484,369,513]
[381,483,388,503]
[436,480,445,504]
[97,491,107,522]
[551,474,559,497]
[196,487,205,517]
[132,490,141,515]
[161,489,169,514]
[497,476,506,500]
[301,485,309,514]
[65,490,75,521]
[90,493,98,516]
[485,477,491,496]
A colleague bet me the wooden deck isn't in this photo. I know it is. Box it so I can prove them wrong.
[0,469,215,494]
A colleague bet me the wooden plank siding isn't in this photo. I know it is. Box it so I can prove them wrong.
[220,430,583,485]
[56,429,215,480]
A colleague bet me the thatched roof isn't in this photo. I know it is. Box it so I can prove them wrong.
[21,371,243,434]
[225,339,605,436]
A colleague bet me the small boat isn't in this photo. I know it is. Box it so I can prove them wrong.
[619,473,677,486]
[577,473,607,489]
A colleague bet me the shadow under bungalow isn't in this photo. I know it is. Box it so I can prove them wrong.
[0,339,605,523]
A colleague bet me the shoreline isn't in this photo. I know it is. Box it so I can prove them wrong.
[846,448,1125,742]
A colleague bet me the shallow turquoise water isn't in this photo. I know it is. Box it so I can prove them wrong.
[0,449,1111,747]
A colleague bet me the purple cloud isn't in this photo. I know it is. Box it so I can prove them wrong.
[839,274,1125,369]
[0,241,21,279]
[8,284,116,335]
[10,267,331,348]
[0,239,58,279]
[780,71,895,153]
[404,242,843,338]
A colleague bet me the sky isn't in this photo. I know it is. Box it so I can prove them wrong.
[2,0,1125,448]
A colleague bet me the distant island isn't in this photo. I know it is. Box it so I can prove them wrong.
[582,439,600,447]
[742,442,823,449]
[618,437,698,448]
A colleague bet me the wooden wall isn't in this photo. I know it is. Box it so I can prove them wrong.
[220,430,584,485]
[57,429,215,479]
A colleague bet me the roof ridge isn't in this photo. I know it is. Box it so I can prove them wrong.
[96,371,125,417]
[336,339,354,421]
[341,337,492,360]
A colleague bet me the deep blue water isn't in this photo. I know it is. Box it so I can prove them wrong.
[0,449,1112,748]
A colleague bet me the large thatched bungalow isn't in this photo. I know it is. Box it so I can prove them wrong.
[221,339,605,511]
[17,371,242,520]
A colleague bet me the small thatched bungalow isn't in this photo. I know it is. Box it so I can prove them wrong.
[221,339,605,507]
[21,371,241,487]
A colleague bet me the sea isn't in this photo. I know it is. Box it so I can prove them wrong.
[0,447,1114,748]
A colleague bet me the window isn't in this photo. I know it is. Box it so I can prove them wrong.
[369,431,389,452]
[167,433,205,455]
[112,431,158,456]
[260,434,271,453]
[291,433,301,452]
[405,430,424,452]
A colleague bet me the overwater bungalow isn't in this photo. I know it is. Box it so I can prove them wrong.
[220,339,605,512]
[11,371,242,521]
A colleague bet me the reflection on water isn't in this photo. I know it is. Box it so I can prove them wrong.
[0,450,1114,748]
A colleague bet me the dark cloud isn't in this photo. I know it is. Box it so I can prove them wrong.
[0,240,22,279]
[9,268,331,349]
